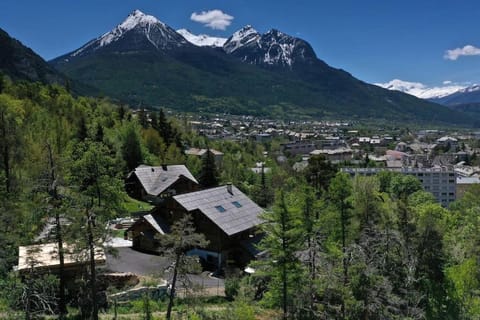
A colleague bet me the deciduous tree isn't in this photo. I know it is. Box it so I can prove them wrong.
[158,214,208,320]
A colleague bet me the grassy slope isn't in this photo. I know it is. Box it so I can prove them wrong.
[51,47,474,125]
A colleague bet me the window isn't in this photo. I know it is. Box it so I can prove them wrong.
[215,205,226,213]
[232,201,242,208]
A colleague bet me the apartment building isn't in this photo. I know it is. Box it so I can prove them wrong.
[342,167,456,206]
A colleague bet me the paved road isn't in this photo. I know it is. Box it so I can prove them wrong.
[105,247,224,289]
[106,247,170,277]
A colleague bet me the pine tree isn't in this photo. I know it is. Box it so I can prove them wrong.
[328,172,352,318]
[121,125,143,172]
[305,154,337,197]
[0,94,24,193]
[198,149,219,188]
[157,108,172,145]
[138,108,149,129]
[94,123,104,142]
[0,73,4,94]
[76,116,88,141]
[257,190,304,319]
[252,164,273,208]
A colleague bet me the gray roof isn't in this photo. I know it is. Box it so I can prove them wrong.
[185,148,223,156]
[143,214,170,235]
[173,185,263,236]
[129,165,198,196]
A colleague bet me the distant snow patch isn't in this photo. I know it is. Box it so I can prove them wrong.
[177,29,226,47]
[375,79,467,99]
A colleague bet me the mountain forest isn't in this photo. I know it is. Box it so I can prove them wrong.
[0,74,479,319]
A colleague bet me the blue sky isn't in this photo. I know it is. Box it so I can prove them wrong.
[1,0,480,87]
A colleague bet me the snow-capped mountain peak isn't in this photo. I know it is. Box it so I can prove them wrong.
[176,29,226,47]
[231,25,259,40]
[223,25,261,54]
[60,10,315,70]
[223,25,316,68]
[69,9,187,58]
[375,79,467,99]
[461,84,480,93]
[119,9,164,30]
[98,10,166,47]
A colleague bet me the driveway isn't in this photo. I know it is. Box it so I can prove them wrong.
[105,247,224,289]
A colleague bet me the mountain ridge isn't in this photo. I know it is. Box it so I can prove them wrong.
[0,27,65,84]
[49,10,473,125]
[377,79,480,110]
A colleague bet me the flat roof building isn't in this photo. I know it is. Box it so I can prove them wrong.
[342,167,456,206]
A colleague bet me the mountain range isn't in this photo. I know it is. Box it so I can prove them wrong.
[377,79,480,107]
[0,9,474,124]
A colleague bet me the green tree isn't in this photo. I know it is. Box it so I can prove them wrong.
[257,190,304,319]
[444,185,480,318]
[163,143,185,165]
[157,108,174,145]
[252,164,274,208]
[93,123,104,143]
[0,94,24,193]
[142,127,166,159]
[390,174,422,200]
[45,143,67,318]
[299,186,325,318]
[121,125,143,172]
[305,154,337,197]
[198,149,219,188]
[67,141,124,216]
[158,214,208,320]
[137,108,148,129]
[328,172,352,318]
[76,116,88,141]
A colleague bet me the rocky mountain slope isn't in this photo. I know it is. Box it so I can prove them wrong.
[49,10,471,124]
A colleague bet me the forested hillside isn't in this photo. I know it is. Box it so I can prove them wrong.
[0,76,480,319]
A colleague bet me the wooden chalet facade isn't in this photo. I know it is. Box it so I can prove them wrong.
[129,214,170,253]
[125,165,199,204]
[128,184,264,268]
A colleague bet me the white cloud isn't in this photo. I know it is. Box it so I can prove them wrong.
[444,45,480,60]
[190,10,234,30]
[443,80,452,85]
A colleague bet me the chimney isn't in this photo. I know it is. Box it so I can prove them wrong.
[227,182,233,195]
[162,164,167,171]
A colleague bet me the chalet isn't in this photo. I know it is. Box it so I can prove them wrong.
[129,184,264,268]
[17,243,106,276]
[436,136,459,151]
[125,165,199,204]
[129,214,170,253]
[184,148,224,167]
